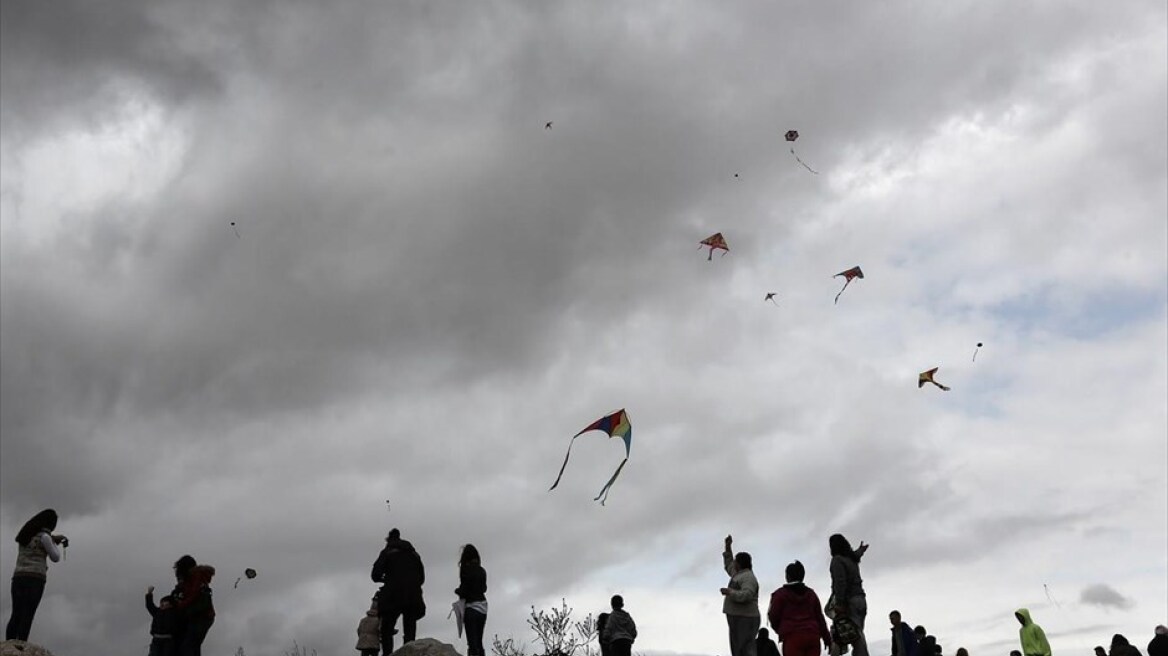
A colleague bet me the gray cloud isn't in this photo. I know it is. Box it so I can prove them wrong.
[1,0,1165,654]
[1080,583,1135,610]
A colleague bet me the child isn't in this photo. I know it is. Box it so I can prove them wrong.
[600,595,636,656]
[356,601,381,656]
[145,585,179,656]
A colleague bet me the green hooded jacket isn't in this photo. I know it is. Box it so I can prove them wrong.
[1016,608,1051,656]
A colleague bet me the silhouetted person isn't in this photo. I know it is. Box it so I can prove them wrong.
[145,586,179,656]
[601,595,636,656]
[6,509,67,641]
[1149,627,1168,656]
[597,612,612,656]
[176,564,215,656]
[722,535,761,656]
[767,560,830,656]
[456,544,488,656]
[355,599,380,656]
[757,628,780,656]
[372,528,426,654]
[1098,647,1110,656]
[829,534,870,656]
[889,611,917,656]
[1111,635,1142,656]
[1014,609,1051,656]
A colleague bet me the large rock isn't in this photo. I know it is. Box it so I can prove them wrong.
[0,641,56,656]
[393,637,464,656]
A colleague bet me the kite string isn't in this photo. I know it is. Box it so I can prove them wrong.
[790,147,819,175]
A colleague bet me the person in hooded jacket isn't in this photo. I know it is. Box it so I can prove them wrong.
[1110,635,1142,656]
[829,534,870,656]
[722,535,761,656]
[1014,609,1051,656]
[767,560,830,656]
[355,599,380,656]
[1148,627,1168,656]
[456,544,488,656]
[372,528,426,655]
[5,509,67,641]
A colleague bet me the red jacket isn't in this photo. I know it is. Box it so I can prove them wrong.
[176,564,216,621]
[767,583,830,643]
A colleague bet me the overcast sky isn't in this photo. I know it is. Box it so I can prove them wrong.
[1,1,1166,655]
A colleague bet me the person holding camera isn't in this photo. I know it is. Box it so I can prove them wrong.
[5,508,67,641]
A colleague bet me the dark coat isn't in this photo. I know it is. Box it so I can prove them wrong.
[1149,634,1168,656]
[145,593,180,637]
[456,563,487,602]
[372,537,426,617]
[757,634,780,656]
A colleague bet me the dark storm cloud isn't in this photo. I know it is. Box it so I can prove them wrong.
[1,0,1165,654]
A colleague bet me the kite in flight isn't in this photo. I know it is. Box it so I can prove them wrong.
[233,568,257,589]
[545,121,553,130]
[699,232,729,261]
[230,221,240,238]
[765,292,779,306]
[785,130,818,175]
[918,368,951,391]
[972,342,983,362]
[549,409,632,505]
[833,266,863,304]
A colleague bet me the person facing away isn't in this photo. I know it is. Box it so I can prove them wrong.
[146,586,180,656]
[1149,626,1168,656]
[6,508,67,642]
[1097,647,1110,656]
[597,612,612,656]
[455,544,488,656]
[722,535,761,656]
[1010,650,1021,656]
[888,611,918,656]
[756,628,780,656]
[175,564,216,656]
[1014,608,1051,656]
[1111,635,1142,656]
[372,527,426,655]
[829,534,870,656]
[601,595,637,656]
[955,648,968,656]
[766,560,830,656]
[355,600,380,656]
[169,555,198,645]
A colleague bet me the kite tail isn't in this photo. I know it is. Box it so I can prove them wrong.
[549,435,580,491]
[972,348,980,362]
[790,148,819,175]
[834,279,851,305]
[934,382,951,391]
[594,458,628,505]
[707,249,713,261]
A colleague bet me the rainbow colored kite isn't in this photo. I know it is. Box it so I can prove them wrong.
[549,409,632,505]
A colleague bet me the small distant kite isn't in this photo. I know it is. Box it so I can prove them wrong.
[233,568,257,589]
[699,232,729,261]
[972,342,983,362]
[549,409,632,505]
[230,221,240,238]
[765,292,779,306]
[833,266,864,304]
[784,130,818,175]
[545,121,553,130]
[918,368,951,391]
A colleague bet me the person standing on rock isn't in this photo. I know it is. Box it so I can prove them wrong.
[721,535,761,656]
[828,534,870,656]
[372,528,426,655]
[5,509,67,642]
[455,544,487,656]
